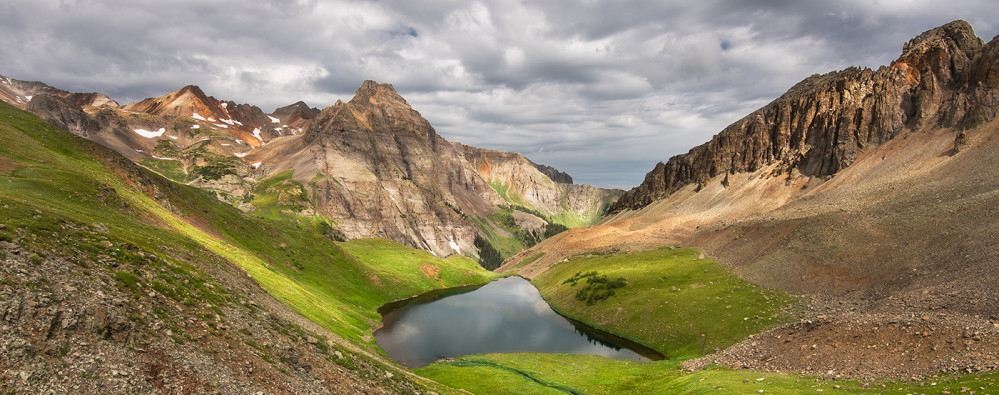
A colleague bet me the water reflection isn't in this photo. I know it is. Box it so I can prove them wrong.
[375,276,663,368]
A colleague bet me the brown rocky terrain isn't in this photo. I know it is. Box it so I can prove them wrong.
[0,238,423,394]
[123,85,281,147]
[271,101,320,131]
[247,81,505,257]
[504,20,999,380]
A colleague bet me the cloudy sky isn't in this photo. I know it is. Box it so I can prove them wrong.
[2,1,998,188]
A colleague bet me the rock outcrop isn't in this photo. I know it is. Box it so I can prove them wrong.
[533,162,573,184]
[611,20,999,213]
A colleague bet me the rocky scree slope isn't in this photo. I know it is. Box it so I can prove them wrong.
[611,20,999,213]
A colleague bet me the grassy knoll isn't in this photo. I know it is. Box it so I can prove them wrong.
[532,246,797,360]
[417,353,999,394]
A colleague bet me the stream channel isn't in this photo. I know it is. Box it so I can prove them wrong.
[375,276,664,368]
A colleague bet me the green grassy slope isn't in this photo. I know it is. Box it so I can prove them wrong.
[532,246,796,360]
[0,100,497,353]
[418,353,999,394]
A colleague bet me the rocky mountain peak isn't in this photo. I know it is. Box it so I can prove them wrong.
[349,80,409,108]
[304,80,433,144]
[610,20,999,214]
[123,84,223,118]
[273,101,318,117]
[894,20,983,85]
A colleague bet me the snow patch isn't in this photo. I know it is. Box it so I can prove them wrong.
[134,149,144,153]
[191,113,206,121]
[191,124,200,129]
[24,95,32,101]
[213,123,228,128]
[220,143,231,146]
[168,135,178,140]
[251,128,262,141]
[251,161,262,169]
[268,115,280,123]
[234,152,248,158]
[235,139,244,145]
[207,117,216,122]
[133,128,166,138]
[221,102,228,108]
[151,155,175,161]
[448,238,461,255]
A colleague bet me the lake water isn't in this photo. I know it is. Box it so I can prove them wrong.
[375,276,663,368]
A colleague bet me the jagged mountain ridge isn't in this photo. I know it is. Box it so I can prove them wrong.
[611,20,999,213]
[2,76,609,258]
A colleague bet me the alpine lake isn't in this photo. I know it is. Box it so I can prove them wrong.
[375,276,664,368]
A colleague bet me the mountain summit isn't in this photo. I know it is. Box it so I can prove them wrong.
[611,20,995,213]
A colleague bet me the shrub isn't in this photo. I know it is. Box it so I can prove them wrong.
[563,271,627,305]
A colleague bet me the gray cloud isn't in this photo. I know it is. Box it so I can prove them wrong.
[2,0,998,188]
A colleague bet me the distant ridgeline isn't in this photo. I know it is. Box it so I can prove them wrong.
[0,75,620,268]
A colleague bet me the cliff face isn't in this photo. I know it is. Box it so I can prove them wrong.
[454,143,619,226]
[611,20,999,212]
[251,81,505,256]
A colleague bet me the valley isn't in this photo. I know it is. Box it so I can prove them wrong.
[2,18,999,395]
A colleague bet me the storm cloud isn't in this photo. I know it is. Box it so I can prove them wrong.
[2,0,998,188]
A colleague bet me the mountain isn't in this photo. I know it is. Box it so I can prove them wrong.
[0,100,501,392]
[271,100,320,130]
[610,20,994,213]
[245,80,502,256]
[1,75,115,109]
[503,20,999,379]
[4,76,608,261]
[123,85,284,147]
[453,142,619,228]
